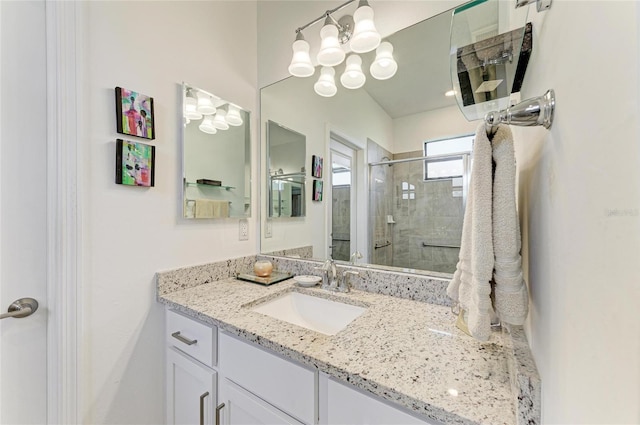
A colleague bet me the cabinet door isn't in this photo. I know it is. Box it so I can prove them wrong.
[219,378,304,425]
[167,347,217,425]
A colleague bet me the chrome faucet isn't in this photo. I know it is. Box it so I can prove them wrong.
[315,258,338,291]
[349,251,363,264]
[338,270,359,293]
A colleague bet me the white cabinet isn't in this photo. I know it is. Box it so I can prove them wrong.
[166,347,217,425]
[218,377,304,425]
[319,375,440,425]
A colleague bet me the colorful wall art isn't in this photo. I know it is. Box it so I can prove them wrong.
[116,139,155,187]
[115,87,155,140]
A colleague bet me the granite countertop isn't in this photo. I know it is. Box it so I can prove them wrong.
[158,277,517,425]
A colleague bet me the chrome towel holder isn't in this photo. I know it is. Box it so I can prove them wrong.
[485,89,555,137]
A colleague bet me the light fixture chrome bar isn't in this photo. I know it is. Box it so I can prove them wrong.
[515,0,552,12]
[485,89,555,137]
[294,0,356,33]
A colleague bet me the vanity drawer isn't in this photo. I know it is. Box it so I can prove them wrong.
[219,332,317,425]
[166,309,217,368]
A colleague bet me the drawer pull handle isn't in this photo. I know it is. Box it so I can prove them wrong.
[215,402,225,425]
[199,391,209,425]
[171,331,198,346]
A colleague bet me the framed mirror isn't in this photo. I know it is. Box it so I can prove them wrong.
[267,120,306,218]
[182,83,251,219]
[260,0,529,276]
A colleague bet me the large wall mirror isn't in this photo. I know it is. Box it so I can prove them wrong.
[182,83,251,219]
[260,0,528,276]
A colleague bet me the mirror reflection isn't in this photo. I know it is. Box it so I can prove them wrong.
[182,83,251,219]
[260,1,528,276]
[267,120,306,218]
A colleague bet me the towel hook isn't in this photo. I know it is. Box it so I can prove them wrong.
[485,89,555,137]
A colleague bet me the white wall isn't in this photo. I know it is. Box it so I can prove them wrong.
[515,2,640,423]
[393,104,477,153]
[79,2,257,423]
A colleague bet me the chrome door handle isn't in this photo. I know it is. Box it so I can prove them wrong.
[0,298,38,320]
[171,331,197,346]
[199,392,209,425]
[215,402,225,425]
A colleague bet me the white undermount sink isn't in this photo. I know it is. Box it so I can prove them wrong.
[250,292,367,336]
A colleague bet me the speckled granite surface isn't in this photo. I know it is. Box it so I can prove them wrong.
[158,278,520,425]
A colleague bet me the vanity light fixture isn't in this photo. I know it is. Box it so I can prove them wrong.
[369,42,397,80]
[314,66,338,97]
[288,31,315,77]
[350,0,381,53]
[196,92,216,115]
[340,54,366,89]
[317,15,346,67]
[184,89,203,120]
[199,116,217,134]
[212,109,229,130]
[225,104,243,126]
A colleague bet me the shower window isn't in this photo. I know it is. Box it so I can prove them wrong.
[423,134,474,181]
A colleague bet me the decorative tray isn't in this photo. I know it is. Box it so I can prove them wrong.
[236,271,293,286]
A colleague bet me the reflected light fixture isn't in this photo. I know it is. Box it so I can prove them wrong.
[340,54,366,89]
[350,0,381,53]
[199,116,217,134]
[212,109,229,130]
[184,89,203,120]
[314,66,337,97]
[288,31,315,77]
[445,90,456,97]
[196,92,216,115]
[370,41,397,80]
[317,15,346,67]
[225,104,243,126]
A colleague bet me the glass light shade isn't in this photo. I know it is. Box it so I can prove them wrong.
[340,55,366,89]
[196,92,216,115]
[288,39,315,77]
[350,5,381,53]
[199,116,217,134]
[225,104,243,126]
[212,109,229,130]
[314,66,337,97]
[317,24,345,67]
[370,42,398,80]
[185,94,202,120]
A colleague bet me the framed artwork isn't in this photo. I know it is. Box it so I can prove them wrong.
[313,179,323,201]
[115,87,155,140]
[311,155,323,178]
[116,139,155,187]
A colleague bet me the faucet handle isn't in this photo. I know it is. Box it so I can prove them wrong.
[338,270,360,293]
[350,251,363,264]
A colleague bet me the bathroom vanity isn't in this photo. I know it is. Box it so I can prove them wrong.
[157,257,540,425]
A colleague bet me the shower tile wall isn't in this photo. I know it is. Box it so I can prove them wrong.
[368,140,393,266]
[331,185,351,261]
[392,151,463,273]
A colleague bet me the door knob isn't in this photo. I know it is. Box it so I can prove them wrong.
[0,298,39,320]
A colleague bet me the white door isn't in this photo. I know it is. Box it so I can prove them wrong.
[0,1,48,423]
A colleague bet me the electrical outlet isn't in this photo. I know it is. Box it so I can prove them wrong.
[239,219,249,241]
[265,219,272,238]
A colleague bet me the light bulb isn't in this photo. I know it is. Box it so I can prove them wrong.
[288,33,314,77]
[225,104,243,126]
[370,42,397,80]
[317,19,345,66]
[314,66,337,97]
[350,1,381,53]
[196,92,216,115]
[184,92,203,120]
[213,109,229,130]
[340,55,366,89]
[199,116,217,134]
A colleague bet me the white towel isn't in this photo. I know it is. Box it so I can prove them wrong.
[194,199,230,218]
[492,126,529,325]
[447,123,494,341]
[447,124,528,341]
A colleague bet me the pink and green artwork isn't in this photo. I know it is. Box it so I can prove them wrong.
[115,87,155,140]
[116,139,155,187]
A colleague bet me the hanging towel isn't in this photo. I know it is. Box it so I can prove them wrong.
[447,123,494,341]
[447,123,529,341]
[194,199,230,218]
[492,126,529,326]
